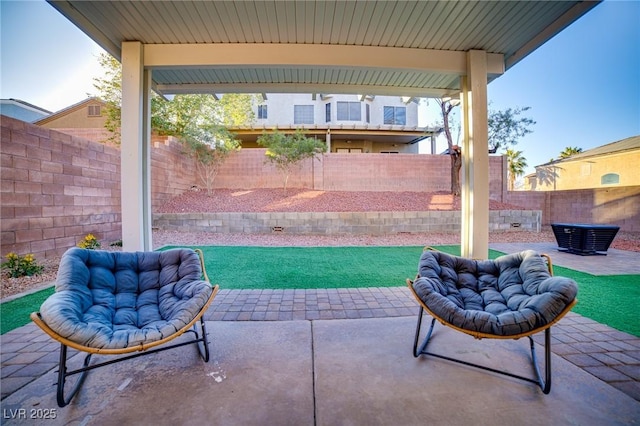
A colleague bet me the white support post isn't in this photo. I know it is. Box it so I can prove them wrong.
[460,50,489,259]
[142,69,153,250]
[121,41,152,251]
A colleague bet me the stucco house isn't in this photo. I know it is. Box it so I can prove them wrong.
[231,93,441,154]
[34,97,112,143]
[32,93,441,153]
[525,135,640,190]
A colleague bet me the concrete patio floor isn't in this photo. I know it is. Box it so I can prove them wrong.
[2,317,639,425]
[1,243,639,425]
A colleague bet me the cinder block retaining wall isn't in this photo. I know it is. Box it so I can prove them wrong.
[153,210,542,235]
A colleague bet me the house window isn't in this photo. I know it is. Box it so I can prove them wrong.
[366,104,370,123]
[88,105,101,117]
[383,106,406,125]
[337,102,361,121]
[294,105,314,124]
[325,103,331,122]
[601,173,620,185]
[258,105,268,119]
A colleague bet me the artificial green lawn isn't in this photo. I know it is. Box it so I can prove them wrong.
[550,267,640,337]
[2,245,638,337]
[165,245,427,290]
[1,286,54,334]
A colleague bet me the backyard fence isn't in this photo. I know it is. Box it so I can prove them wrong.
[2,115,638,260]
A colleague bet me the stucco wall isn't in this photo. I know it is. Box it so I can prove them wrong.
[531,150,640,190]
[255,94,419,128]
[37,99,107,129]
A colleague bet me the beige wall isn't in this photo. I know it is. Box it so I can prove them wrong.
[38,99,108,130]
[529,150,640,190]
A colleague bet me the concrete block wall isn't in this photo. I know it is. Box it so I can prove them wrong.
[1,116,122,259]
[321,153,450,192]
[489,154,507,201]
[212,149,507,194]
[213,148,314,190]
[153,210,541,235]
[151,135,200,206]
[48,128,113,145]
[3,114,635,263]
[506,187,640,232]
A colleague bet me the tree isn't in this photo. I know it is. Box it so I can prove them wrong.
[559,146,583,159]
[436,101,536,195]
[505,148,528,191]
[92,52,256,142]
[183,129,240,195]
[92,53,122,143]
[92,53,255,191]
[488,106,536,153]
[257,129,326,194]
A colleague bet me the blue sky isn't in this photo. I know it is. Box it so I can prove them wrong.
[2,0,639,176]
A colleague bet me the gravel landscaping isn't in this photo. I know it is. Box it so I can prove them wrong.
[3,189,638,300]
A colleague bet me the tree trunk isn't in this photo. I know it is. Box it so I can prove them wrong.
[451,147,461,196]
[440,101,460,196]
[283,172,290,195]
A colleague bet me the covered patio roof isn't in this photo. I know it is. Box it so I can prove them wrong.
[48,0,600,257]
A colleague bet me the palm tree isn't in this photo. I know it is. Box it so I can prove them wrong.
[505,149,528,191]
[559,146,583,159]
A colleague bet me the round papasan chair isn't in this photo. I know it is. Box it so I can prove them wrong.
[31,247,219,407]
[407,248,578,394]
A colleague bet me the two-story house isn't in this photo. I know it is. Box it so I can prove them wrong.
[231,93,440,154]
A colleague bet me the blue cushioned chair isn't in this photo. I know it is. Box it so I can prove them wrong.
[31,247,219,407]
[407,248,577,394]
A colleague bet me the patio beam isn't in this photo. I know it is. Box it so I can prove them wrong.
[144,44,505,76]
